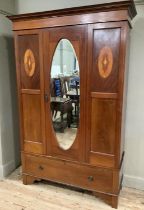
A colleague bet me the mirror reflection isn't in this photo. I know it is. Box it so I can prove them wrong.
[50,39,80,150]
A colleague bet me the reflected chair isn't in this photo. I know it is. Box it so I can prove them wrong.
[66,80,80,127]
[50,78,73,132]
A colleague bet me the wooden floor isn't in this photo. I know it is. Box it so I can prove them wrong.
[0,168,143,210]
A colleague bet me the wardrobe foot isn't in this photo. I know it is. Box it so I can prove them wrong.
[23,174,40,185]
[93,192,118,209]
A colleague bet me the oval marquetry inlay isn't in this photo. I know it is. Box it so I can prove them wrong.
[98,46,113,79]
[24,49,36,77]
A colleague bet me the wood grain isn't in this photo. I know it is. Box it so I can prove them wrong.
[91,26,121,93]
[18,34,40,89]
[22,94,41,143]
[89,152,115,168]
[91,98,116,155]
[23,154,114,193]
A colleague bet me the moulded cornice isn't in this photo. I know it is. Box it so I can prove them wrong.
[8,0,137,22]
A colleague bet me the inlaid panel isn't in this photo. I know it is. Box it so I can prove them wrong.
[24,49,36,77]
[91,28,120,93]
[98,46,113,79]
[91,98,116,154]
[22,94,42,142]
[18,34,40,89]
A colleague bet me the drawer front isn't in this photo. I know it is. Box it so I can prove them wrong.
[23,154,113,193]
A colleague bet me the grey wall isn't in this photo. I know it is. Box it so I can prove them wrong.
[14,0,144,190]
[16,0,118,13]
[0,0,20,178]
[124,5,144,190]
[0,0,16,14]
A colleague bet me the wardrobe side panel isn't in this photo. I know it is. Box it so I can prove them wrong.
[15,30,46,155]
[87,22,126,169]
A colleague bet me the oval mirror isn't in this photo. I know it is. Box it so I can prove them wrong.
[50,39,80,150]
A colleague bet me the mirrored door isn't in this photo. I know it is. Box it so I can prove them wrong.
[44,26,87,161]
[50,39,80,150]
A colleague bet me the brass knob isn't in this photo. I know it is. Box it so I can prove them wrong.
[39,165,44,170]
[88,176,94,182]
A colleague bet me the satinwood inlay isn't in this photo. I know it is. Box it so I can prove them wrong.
[98,46,113,79]
[24,49,36,77]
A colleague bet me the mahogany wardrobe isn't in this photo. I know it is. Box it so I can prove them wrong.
[8,1,136,208]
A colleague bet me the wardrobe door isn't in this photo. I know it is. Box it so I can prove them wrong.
[43,25,87,161]
[86,22,129,168]
[15,30,46,155]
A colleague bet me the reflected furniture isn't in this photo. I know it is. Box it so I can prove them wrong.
[67,79,80,118]
[66,88,80,122]
[51,97,73,132]
[53,78,62,97]
[8,1,136,208]
[51,77,73,131]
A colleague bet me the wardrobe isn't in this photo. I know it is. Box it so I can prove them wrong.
[8,1,136,208]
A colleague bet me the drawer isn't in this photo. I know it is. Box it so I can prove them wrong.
[23,154,114,193]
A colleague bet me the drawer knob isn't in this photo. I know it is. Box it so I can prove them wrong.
[39,165,44,170]
[88,176,94,182]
